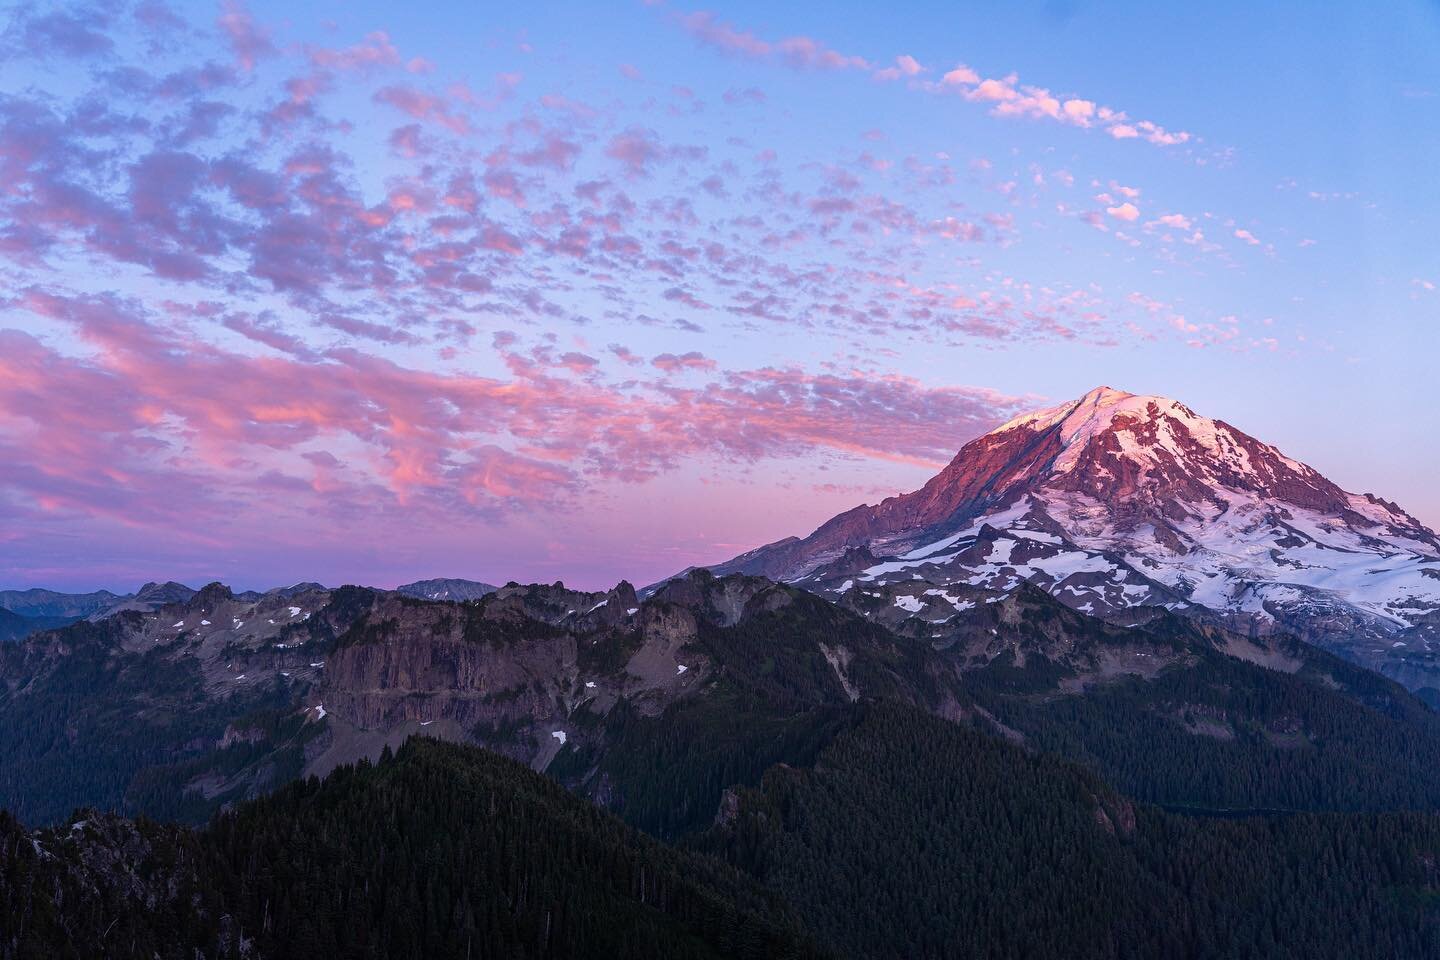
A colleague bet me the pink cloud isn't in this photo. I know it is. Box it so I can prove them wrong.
[372,85,469,134]
[677,10,871,72]
[388,123,425,157]
[677,10,772,58]
[602,128,704,179]
[652,350,717,373]
[606,128,661,178]
[1,292,1027,533]
[307,31,402,72]
[667,8,1194,148]
[942,65,980,85]
[875,54,925,82]
[217,1,275,72]
[608,344,643,365]
[1106,202,1140,221]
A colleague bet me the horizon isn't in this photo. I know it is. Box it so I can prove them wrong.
[2,1,1437,593]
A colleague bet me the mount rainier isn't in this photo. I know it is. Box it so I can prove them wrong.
[707,386,1440,692]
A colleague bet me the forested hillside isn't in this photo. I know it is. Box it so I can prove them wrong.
[961,625,1440,813]
[7,722,1440,960]
[0,739,821,960]
[696,700,1440,960]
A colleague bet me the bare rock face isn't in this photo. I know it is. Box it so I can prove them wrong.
[321,597,580,731]
[309,573,801,775]
[647,570,787,626]
[707,386,1440,690]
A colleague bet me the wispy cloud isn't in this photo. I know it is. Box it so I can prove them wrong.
[671,6,1194,148]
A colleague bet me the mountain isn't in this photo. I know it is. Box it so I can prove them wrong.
[7,566,1440,829]
[0,605,89,644]
[0,583,203,641]
[708,386,1440,691]
[0,587,123,620]
[395,576,499,601]
[0,609,83,643]
[87,580,197,619]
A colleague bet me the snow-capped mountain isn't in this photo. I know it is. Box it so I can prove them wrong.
[710,386,1440,690]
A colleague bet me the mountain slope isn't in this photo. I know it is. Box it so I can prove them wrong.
[709,386,1440,690]
[0,582,373,826]
[572,576,1440,827]
[8,711,1440,959]
[0,607,36,643]
[696,699,1440,960]
[0,738,823,960]
[0,588,124,620]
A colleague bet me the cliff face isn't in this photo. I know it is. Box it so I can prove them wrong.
[321,600,581,731]
[311,582,727,776]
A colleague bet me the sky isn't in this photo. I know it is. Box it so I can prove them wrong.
[0,0,1436,593]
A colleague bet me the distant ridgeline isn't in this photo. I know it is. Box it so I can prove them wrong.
[2,570,1440,957]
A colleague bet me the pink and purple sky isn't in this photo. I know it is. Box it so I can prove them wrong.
[1,1,1437,592]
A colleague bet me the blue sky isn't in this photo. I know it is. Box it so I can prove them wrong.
[0,0,1435,591]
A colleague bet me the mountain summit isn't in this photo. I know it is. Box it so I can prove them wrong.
[710,386,1440,689]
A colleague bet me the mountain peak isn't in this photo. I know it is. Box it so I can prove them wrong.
[1076,384,1137,407]
[993,385,1168,441]
[987,385,1300,494]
